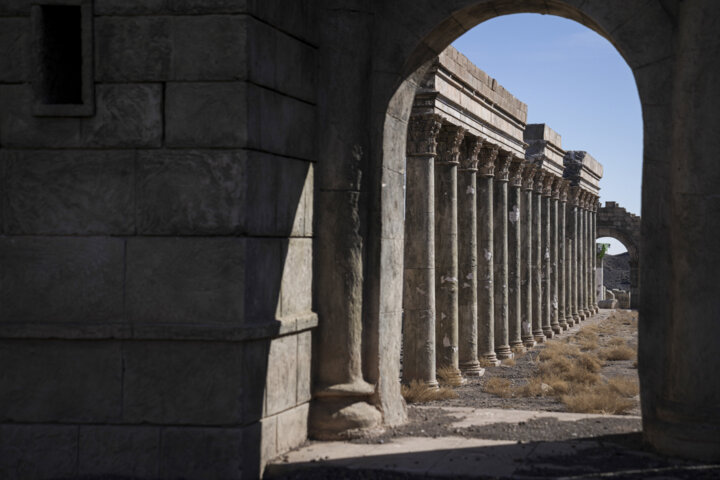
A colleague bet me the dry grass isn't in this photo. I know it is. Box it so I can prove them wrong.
[436,366,464,387]
[600,345,636,361]
[484,377,513,398]
[608,376,640,397]
[401,380,458,404]
[502,357,517,367]
[561,387,635,414]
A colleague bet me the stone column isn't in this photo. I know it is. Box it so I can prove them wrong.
[591,198,599,313]
[582,194,591,318]
[521,163,538,348]
[508,156,526,353]
[569,186,581,324]
[493,151,513,360]
[402,114,442,387]
[550,177,561,335]
[434,124,466,383]
[457,136,484,377]
[532,168,546,343]
[541,174,554,339]
[576,191,586,321]
[558,180,569,330]
[477,143,500,365]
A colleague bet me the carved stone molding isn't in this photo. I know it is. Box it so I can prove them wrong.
[569,186,581,206]
[459,135,483,171]
[533,168,546,194]
[551,175,562,200]
[436,123,466,166]
[478,142,499,177]
[559,179,571,202]
[407,113,443,157]
[494,150,512,182]
[522,161,538,191]
[509,155,526,187]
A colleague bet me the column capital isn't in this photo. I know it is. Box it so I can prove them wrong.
[569,185,581,206]
[436,123,466,166]
[522,161,538,191]
[459,135,483,171]
[508,155,526,187]
[407,113,444,157]
[551,175,562,200]
[541,171,555,197]
[478,142,499,177]
[533,168,546,194]
[494,150,512,182]
[559,179,571,202]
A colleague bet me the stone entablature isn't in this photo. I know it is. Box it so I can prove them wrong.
[563,150,603,197]
[414,46,527,158]
[524,123,566,180]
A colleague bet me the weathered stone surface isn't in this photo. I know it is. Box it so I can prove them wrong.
[0,424,77,480]
[266,335,298,416]
[242,339,270,422]
[137,150,246,235]
[0,84,162,148]
[280,239,313,318]
[243,238,284,323]
[161,427,244,480]
[95,16,172,81]
[247,84,316,159]
[79,426,160,478]
[165,82,247,147]
[3,150,135,235]
[123,341,244,425]
[276,403,310,453]
[95,0,247,15]
[0,18,29,82]
[297,331,312,404]
[0,237,124,324]
[0,340,122,422]
[126,238,245,325]
[598,299,618,309]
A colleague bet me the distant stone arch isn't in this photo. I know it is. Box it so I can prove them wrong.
[597,202,640,308]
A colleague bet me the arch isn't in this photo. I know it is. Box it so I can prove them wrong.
[313,0,720,462]
[596,202,641,308]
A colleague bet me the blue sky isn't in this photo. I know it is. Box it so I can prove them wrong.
[452,14,641,254]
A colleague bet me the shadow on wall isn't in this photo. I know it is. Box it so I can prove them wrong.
[0,154,314,479]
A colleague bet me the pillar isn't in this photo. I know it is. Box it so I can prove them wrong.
[558,181,569,330]
[477,143,500,365]
[582,194,591,317]
[402,113,442,387]
[434,124,466,383]
[457,136,484,376]
[550,178,561,335]
[541,174,554,339]
[521,164,537,348]
[569,186,581,324]
[508,156,526,353]
[493,151,512,359]
[591,198,599,313]
[532,169,546,343]
[576,191,586,321]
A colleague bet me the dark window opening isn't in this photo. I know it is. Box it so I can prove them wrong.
[38,5,82,104]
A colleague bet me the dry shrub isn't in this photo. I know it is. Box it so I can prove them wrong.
[502,357,517,367]
[577,353,603,373]
[608,376,639,397]
[539,342,580,361]
[608,338,627,347]
[562,387,635,414]
[601,345,636,361]
[436,365,464,387]
[484,377,513,398]
[545,378,570,395]
[517,377,545,397]
[401,380,458,404]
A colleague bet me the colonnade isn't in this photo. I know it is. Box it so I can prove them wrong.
[402,114,600,385]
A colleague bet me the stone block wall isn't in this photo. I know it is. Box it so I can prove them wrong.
[0,2,316,478]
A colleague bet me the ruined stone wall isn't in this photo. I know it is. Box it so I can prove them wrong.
[0,2,316,478]
[597,202,640,309]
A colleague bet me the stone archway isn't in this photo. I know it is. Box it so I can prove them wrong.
[313,0,720,461]
[597,202,641,308]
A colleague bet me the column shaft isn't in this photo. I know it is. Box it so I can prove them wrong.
[569,188,581,324]
[434,125,465,383]
[493,153,512,359]
[541,176,554,339]
[508,157,526,352]
[532,170,546,343]
[577,196,586,321]
[457,137,483,376]
[477,145,499,365]
[402,115,442,387]
[558,185,568,330]
[521,165,536,348]
[550,190,561,334]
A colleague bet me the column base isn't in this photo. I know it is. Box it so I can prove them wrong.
[542,328,554,339]
[522,336,536,348]
[533,330,547,343]
[576,312,585,322]
[459,361,485,377]
[551,323,562,335]
[558,319,569,331]
[495,345,514,360]
[309,396,383,440]
[479,353,501,367]
[584,308,591,317]
[510,341,527,354]
[566,317,575,327]
[440,366,467,385]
